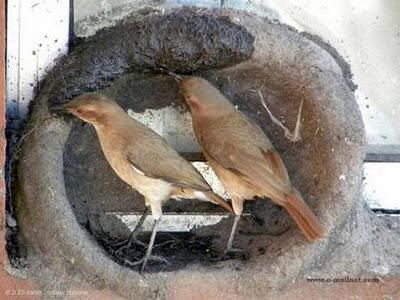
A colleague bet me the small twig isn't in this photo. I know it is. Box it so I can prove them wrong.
[153,240,176,249]
[257,89,303,142]
[292,98,303,142]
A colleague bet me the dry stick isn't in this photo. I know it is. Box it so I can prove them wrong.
[257,89,303,142]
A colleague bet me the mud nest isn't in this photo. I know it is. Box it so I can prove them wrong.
[16,8,365,299]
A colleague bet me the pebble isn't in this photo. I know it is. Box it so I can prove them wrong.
[6,214,17,227]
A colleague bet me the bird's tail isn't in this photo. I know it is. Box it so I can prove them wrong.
[205,192,234,213]
[282,191,326,241]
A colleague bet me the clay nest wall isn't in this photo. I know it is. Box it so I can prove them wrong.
[15,7,365,298]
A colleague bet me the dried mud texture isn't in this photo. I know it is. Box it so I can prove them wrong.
[45,7,254,106]
[16,8,367,299]
[300,31,357,92]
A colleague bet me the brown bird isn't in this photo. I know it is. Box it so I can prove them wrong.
[51,92,233,272]
[180,76,326,254]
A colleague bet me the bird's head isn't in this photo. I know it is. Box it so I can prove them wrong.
[179,76,235,117]
[51,93,124,125]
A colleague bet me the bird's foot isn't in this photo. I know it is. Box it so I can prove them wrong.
[124,255,170,273]
[210,247,243,261]
[223,246,244,259]
[115,237,148,257]
[115,237,148,248]
[115,206,150,253]
[225,247,243,254]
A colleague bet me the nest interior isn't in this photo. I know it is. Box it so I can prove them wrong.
[16,7,365,298]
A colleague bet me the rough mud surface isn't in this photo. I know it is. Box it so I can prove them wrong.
[300,31,357,92]
[45,7,254,106]
[14,7,376,299]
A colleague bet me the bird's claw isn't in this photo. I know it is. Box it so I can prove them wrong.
[115,237,148,257]
[116,237,147,248]
[124,255,170,273]
[125,255,168,266]
[225,247,243,254]
[210,247,243,261]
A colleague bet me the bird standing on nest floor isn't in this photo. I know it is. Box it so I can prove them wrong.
[50,93,233,272]
[179,76,326,255]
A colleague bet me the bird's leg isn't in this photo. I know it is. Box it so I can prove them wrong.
[224,214,241,255]
[133,206,150,233]
[124,217,169,273]
[210,214,242,262]
[219,196,244,258]
[141,217,161,273]
[115,206,150,250]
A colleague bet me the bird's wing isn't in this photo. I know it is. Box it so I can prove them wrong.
[198,113,291,194]
[125,130,211,192]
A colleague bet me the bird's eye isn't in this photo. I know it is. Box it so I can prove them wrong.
[76,109,83,115]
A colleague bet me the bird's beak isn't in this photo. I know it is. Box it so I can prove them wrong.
[49,103,69,114]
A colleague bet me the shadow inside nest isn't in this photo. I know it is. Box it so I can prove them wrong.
[96,232,250,273]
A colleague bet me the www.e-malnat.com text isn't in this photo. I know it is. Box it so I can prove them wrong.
[306,277,380,284]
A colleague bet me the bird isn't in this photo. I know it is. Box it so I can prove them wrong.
[179,76,326,255]
[50,92,233,272]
